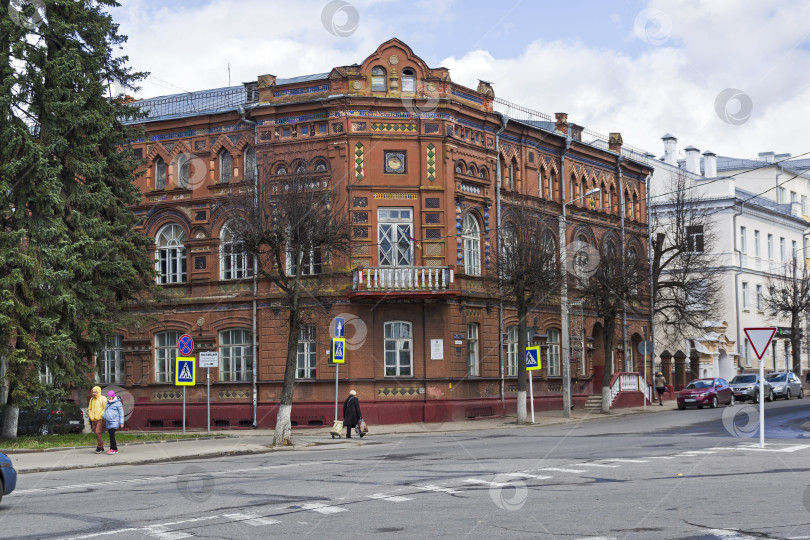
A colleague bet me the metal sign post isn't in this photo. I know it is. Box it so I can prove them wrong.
[744,327,777,449]
[638,340,654,410]
[332,337,346,422]
[526,347,541,424]
[175,357,196,435]
[199,352,218,433]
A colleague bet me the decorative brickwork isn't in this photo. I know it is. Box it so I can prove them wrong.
[378,387,422,397]
[354,143,364,181]
[426,143,436,182]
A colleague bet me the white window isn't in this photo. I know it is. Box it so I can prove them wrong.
[401,68,416,93]
[155,331,180,383]
[177,154,190,189]
[155,156,167,189]
[768,234,773,259]
[686,225,704,253]
[99,334,124,385]
[378,208,413,267]
[778,187,786,204]
[547,329,560,377]
[384,321,412,377]
[686,283,708,311]
[508,161,515,190]
[467,323,479,376]
[286,244,322,276]
[756,284,763,311]
[371,66,386,91]
[792,240,797,261]
[506,325,518,377]
[754,230,760,257]
[155,224,186,284]
[744,340,752,368]
[462,214,481,276]
[297,325,316,379]
[244,146,257,181]
[219,329,252,382]
[739,226,746,253]
[39,364,53,386]
[780,237,786,261]
[219,150,232,183]
[220,220,253,280]
[791,191,797,203]
[742,282,749,309]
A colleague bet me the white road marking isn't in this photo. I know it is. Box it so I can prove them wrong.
[367,493,413,502]
[599,458,649,463]
[727,443,810,453]
[143,525,192,540]
[678,450,716,455]
[300,502,346,514]
[463,478,513,488]
[414,484,460,494]
[540,467,585,473]
[580,463,619,468]
[704,527,758,539]
[504,472,553,480]
[63,517,219,540]
[223,513,280,526]
[576,537,617,540]
[643,456,676,459]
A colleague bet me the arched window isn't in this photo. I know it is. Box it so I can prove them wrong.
[220,220,254,280]
[314,160,327,172]
[155,157,167,190]
[467,164,477,176]
[276,164,288,175]
[633,193,640,221]
[625,189,632,218]
[177,154,190,189]
[244,146,256,181]
[401,67,416,93]
[384,321,412,377]
[569,176,577,203]
[540,230,556,274]
[508,160,515,190]
[609,185,616,214]
[581,178,588,206]
[628,247,639,296]
[574,234,591,286]
[548,171,556,201]
[155,224,186,284]
[479,167,488,180]
[455,160,465,174]
[598,182,606,211]
[219,328,252,382]
[294,161,306,174]
[155,331,180,383]
[371,66,387,91]
[219,150,232,183]
[538,169,545,199]
[462,213,481,276]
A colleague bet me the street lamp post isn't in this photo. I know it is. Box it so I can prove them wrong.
[560,187,601,418]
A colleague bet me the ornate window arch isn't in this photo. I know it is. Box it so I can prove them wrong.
[455,160,466,174]
[155,224,187,284]
[462,213,482,276]
[479,166,489,180]
[467,163,478,176]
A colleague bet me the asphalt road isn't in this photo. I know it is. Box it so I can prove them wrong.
[4,398,810,539]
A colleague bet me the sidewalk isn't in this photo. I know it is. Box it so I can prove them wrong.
[8,404,669,474]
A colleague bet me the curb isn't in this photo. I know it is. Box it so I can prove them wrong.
[1,435,237,455]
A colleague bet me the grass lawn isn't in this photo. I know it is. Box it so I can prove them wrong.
[0,432,223,450]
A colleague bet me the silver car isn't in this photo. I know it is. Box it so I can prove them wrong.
[764,372,805,400]
[729,374,773,403]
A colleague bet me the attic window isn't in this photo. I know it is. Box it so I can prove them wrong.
[401,68,415,93]
[371,67,386,91]
[244,82,258,103]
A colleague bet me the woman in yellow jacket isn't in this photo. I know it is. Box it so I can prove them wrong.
[88,386,107,453]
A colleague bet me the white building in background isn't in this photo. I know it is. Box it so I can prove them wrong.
[624,135,810,383]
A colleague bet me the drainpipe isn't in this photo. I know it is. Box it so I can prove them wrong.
[495,113,508,407]
[646,172,654,380]
[239,106,259,429]
[617,157,627,371]
[733,202,743,372]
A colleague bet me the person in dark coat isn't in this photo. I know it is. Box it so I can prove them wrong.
[343,390,363,438]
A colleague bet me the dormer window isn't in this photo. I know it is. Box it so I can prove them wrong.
[371,66,386,92]
[401,68,416,93]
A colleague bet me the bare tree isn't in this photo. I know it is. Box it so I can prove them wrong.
[580,237,645,412]
[651,171,723,343]
[496,204,560,423]
[764,256,810,377]
[231,152,351,446]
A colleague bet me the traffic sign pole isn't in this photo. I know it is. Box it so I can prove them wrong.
[744,327,776,449]
[183,386,186,434]
[529,369,534,424]
[207,367,210,433]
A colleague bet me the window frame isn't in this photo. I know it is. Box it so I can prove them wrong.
[220,220,254,280]
[219,328,253,382]
[296,325,317,379]
[155,331,180,383]
[401,67,416,93]
[98,334,125,385]
[547,329,561,377]
[371,66,387,92]
[467,323,479,376]
[384,321,413,377]
[506,325,518,377]
[219,149,232,183]
[155,224,187,284]
[378,208,414,267]
[155,156,167,189]
[462,213,482,276]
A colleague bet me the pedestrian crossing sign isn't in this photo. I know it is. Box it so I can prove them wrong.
[525,346,541,371]
[332,338,346,364]
[175,357,196,386]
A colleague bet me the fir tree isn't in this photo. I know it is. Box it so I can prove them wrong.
[0,0,154,438]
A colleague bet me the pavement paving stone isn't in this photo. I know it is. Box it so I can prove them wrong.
[7,404,669,473]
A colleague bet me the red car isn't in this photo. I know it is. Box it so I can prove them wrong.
[677,378,735,410]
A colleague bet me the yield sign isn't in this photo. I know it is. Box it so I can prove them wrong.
[744,327,776,360]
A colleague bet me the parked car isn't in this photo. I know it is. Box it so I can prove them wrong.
[0,399,84,436]
[677,378,735,410]
[729,374,774,403]
[765,372,805,400]
[0,453,16,504]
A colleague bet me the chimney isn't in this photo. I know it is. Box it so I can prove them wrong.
[757,151,775,162]
[684,146,700,174]
[609,132,623,153]
[703,150,717,178]
[555,112,568,135]
[662,133,677,166]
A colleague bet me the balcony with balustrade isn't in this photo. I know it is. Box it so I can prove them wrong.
[348,266,459,300]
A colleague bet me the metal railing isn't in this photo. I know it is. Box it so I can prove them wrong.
[352,266,454,291]
[609,372,652,406]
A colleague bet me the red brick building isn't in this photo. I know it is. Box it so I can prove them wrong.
[115,39,652,429]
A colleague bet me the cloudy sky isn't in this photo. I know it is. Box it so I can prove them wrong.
[113,0,810,160]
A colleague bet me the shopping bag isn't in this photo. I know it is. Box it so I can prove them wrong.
[357,418,368,433]
[330,420,343,439]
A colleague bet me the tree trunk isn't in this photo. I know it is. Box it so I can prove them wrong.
[1,405,18,441]
[273,304,300,446]
[601,318,616,413]
[516,297,528,424]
